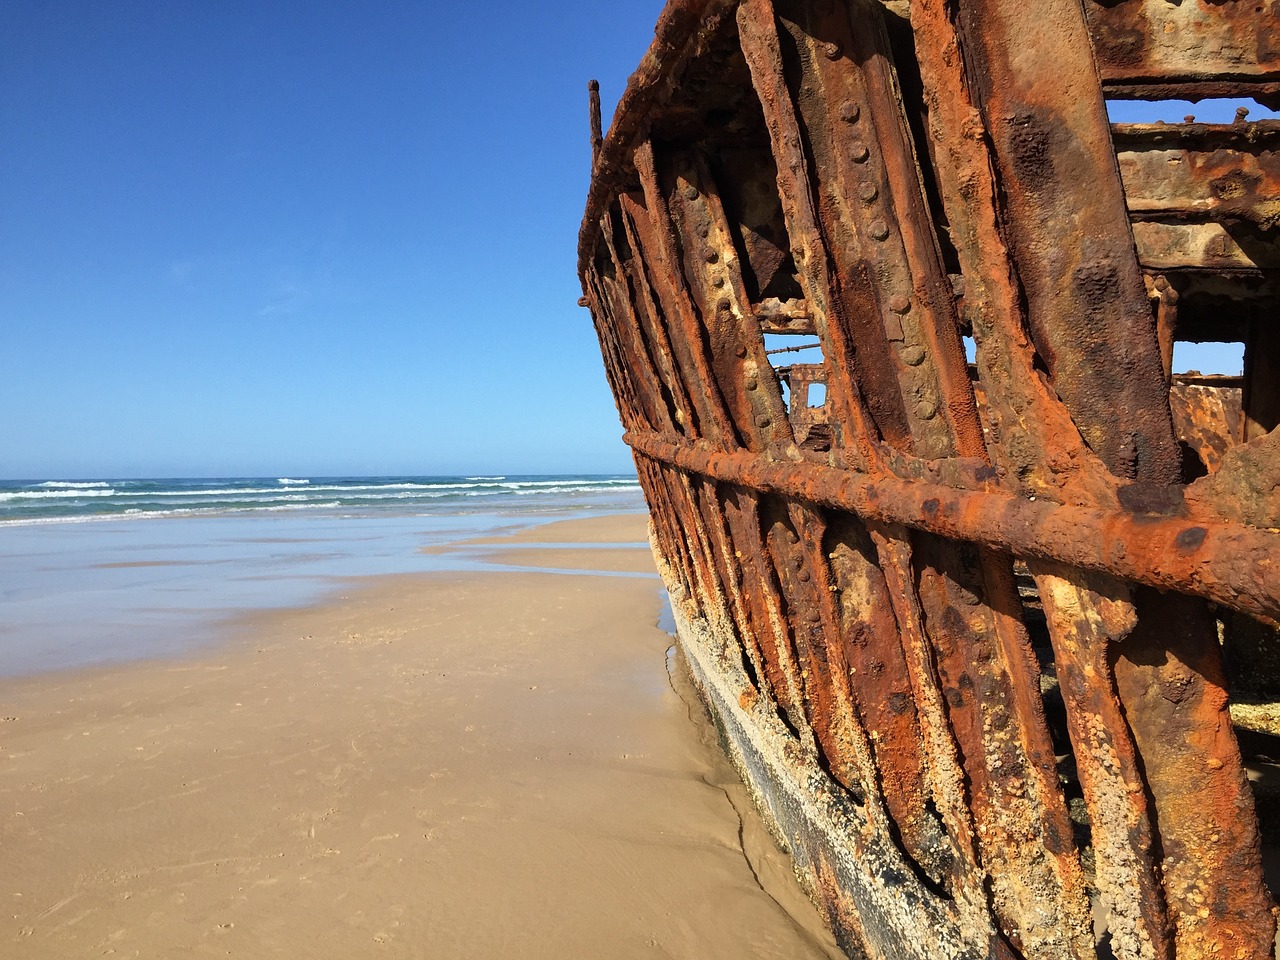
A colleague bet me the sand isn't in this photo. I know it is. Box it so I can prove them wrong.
[0,514,840,959]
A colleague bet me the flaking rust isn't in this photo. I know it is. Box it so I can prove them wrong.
[578,2,1280,957]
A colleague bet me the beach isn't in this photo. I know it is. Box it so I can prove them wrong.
[1,510,841,959]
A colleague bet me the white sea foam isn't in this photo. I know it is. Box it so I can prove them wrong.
[109,481,624,498]
[276,478,310,485]
[36,481,111,489]
[0,488,116,501]
[465,476,507,481]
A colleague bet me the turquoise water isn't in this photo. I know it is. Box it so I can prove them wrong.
[0,476,648,678]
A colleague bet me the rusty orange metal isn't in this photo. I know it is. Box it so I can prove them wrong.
[579,2,1280,957]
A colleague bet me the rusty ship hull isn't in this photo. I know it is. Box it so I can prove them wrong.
[577,2,1280,958]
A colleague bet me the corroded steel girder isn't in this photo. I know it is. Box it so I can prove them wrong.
[579,1,1280,958]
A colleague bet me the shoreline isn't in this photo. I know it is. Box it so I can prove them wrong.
[1,513,840,958]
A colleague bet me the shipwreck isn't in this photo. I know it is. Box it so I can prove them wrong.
[577,1,1280,958]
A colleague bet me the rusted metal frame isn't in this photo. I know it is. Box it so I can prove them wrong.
[1243,315,1280,442]
[591,224,676,437]
[584,269,653,436]
[662,146,797,455]
[579,0,739,278]
[665,463,741,640]
[598,206,683,438]
[688,475,781,703]
[1190,426,1280,530]
[729,5,961,847]
[756,296,817,335]
[1112,588,1275,959]
[588,79,603,168]
[635,126,837,748]
[865,523,1007,956]
[1167,378,1242,477]
[820,512,950,887]
[777,0,984,461]
[737,0,885,469]
[954,0,1180,485]
[761,498,873,793]
[742,7,1152,957]
[623,430,1280,625]
[690,478,785,710]
[736,5,1011,921]
[949,0,1275,947]
[788,499,973,889]
[646,456,718,621]
[1116,122,1280,271]
[1129,221,1280,271]
[1033,565,1170,960]
[903,8,1189,957]
[621,193,717,441]
[616,196,703,437]
[643,460,698,604]
[904,0,1115,507]
[1147,276,1176,391]
[632,140,743,448]
[718,484,818,748]
[907,530,1093,959]
[1113,122,1280,231]
[732,0,973,845]
[773,6,1092,951]
[657,140,886,779]
[635,455,697,601]
[1108,81,1280,109]
[1083,0,1280,101]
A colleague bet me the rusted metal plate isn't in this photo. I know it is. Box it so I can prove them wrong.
[1084,0,1280,106]
[579,1,1280,958]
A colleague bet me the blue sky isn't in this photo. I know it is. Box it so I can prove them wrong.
[1,1,663,478]
[0,3,1269,479]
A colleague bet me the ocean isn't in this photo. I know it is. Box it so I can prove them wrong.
[0,474,642,526]
[0,474,649,677]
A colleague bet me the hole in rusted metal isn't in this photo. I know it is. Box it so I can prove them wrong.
[1106,97,1280,125]
[1172,341,1244,376]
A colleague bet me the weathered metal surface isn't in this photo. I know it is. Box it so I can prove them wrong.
[579,1,1279,958]
[1085,0,1280,107]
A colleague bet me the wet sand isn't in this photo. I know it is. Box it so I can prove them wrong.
[0,514,840,958]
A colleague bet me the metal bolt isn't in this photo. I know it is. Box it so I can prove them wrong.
[889,295,911,314]
[858,182,878,202]
[839,101,860,122]
[735,343,748,358]
[706,251,719,264]
[901,345,926,366]
[718,297,731,313]
[916,400,938,421]
[684,184,699,200]
[755,414,771,428]
[799,570,811,582]
[870,219,890,241]
[713,275,725,288]
[698,224,710,239]
[746,375,759,390]
[823,41,842,60]
[850,142,870,163]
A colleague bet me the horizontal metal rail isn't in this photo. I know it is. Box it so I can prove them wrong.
[626,430,1280,623]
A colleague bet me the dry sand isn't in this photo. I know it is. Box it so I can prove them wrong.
[1,514,840,959]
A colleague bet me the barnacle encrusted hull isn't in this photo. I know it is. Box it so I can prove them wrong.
[579,2,1280,957]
